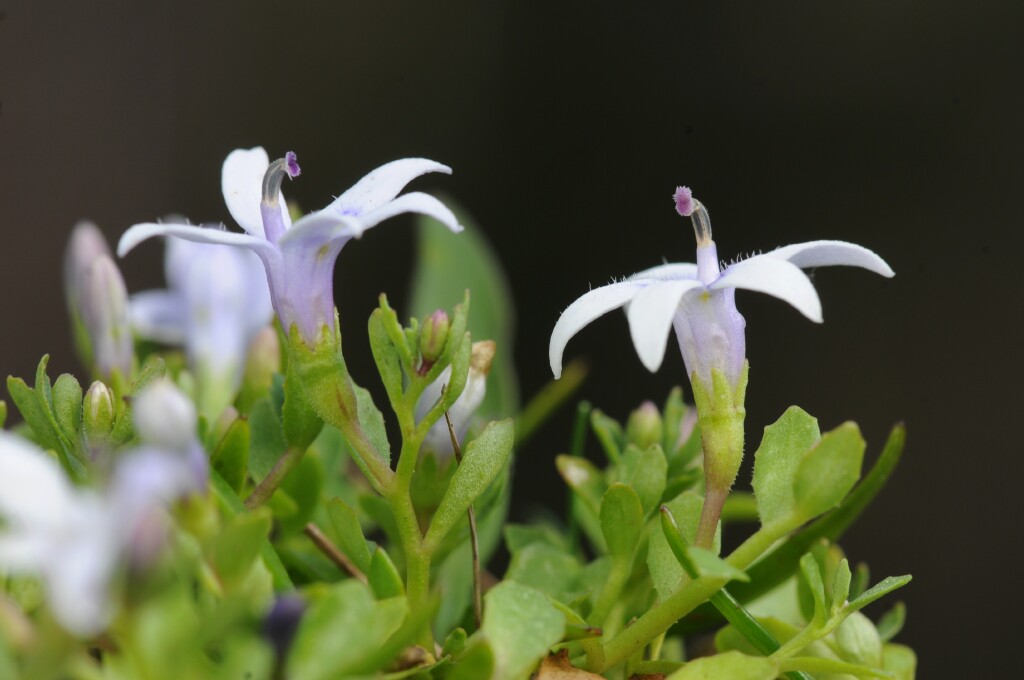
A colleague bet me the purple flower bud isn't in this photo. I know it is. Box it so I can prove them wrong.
[80,255,134,381]
[263,595,306,660]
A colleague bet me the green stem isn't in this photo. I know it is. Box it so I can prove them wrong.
[588,559,630,626]
[245,445,306,509]
[387,432,435,651]
[726,518,802,571]
[694,483,728,549]
[590,576,726,673]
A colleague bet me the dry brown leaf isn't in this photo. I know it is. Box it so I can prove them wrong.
[533,650,606,679]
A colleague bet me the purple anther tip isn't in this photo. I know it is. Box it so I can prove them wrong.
[285,151,301,179]
[674,186,695,217]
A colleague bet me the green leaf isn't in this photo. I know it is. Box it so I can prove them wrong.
[648,492,716,601]
[209,416,250,492]
[51,373,83,442]
[599,483,644,562]
[277,452,325,535]
[425,419,514,550]
[555,455,605,515]
[667,651,777,680]
[751,406,820,528]
[662,386,686,455]
[410,204,518,418]
[832,558,852,613]
[589,409,624,464]
[799,553,827,624]
[367,547,405,599]
[442,627,468,658]
[845,575,912,615]
[876,602,906,643]
[326,497,372,574]
[505,543,583,604]
[282,364,324,450]
[368,306,406,406]
[352,382,392,468]
[212,510,272,584]
[448,640,495,680]
[615,443,668,516]
[482,581,566,680]
[0,400,6,429]
[781,656,893,679]
[287,581,407,680]
[504,523,570,554]
[881,643,916,680]
[248,397,286,482]
[794,422,865,520]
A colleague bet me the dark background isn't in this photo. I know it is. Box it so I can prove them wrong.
[2,1,1020,676]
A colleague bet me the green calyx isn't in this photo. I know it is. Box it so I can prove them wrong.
[690,361,748,492]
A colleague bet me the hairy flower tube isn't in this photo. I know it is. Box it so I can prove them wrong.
[129,234,273,419]
[549,186,893,546]
[0,381,205,636]
[118,147,462,347]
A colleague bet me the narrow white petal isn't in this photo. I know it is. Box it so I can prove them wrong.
[129,290,187,344]
[353,192,463,234]
[628,262,699,281]
[714,256,823,322]
[280,211,366,250]
[626,279,706,372]
[324,158,452,215]
[766,240,894,277]
[117,223,277,263]
[221,147,272,237]
[549,281,645,379]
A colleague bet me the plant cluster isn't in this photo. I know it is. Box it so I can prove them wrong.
[0,149,914,679]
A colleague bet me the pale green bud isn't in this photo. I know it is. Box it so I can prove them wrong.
[835,611,883,667]
[625,401,664,450]
[419,309,450,365]
[83,380,115,445]
[133,379,197,451]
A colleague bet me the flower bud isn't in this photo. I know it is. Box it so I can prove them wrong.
[65,223,134,380]
[834,611,883,667]
[132,379,197,451]
[80,255,134,381]
[418,340,496,458]
[419,309,450,365]
[83,380,115,445]
[626,401,664,450]
[237,327,281,412]
[263,595,306,660]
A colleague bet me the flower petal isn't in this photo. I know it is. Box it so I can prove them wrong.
[714,256,823,322]
[354,192,463,234]
[0,433,75,532]
[324,158,452,216]
[766,240,894,277]
[626,279,706,372]
[549,280,646,379]
[280,211,366,249]
[129,290,187,344]
[117,223,278,264]
[628,262,699,281]
[222,147,274,238]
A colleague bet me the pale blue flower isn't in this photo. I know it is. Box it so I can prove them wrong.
[130,233,273,418]
[118,147,462,346]
[0,380,206,636]
[549,187,894,388]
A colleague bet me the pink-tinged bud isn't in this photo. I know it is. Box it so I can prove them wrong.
[419,309,450,364]
[626,400,664,450]
[80,254,134,380]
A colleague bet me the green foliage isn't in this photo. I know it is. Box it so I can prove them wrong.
[481,581,566,680]
[667,651,777,680]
